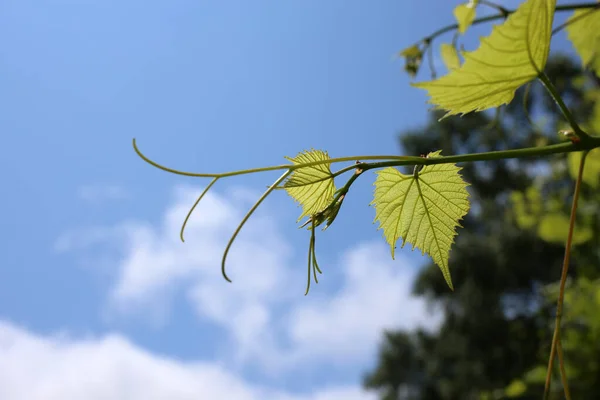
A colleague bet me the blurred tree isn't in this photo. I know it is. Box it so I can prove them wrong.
[363,55,600,399]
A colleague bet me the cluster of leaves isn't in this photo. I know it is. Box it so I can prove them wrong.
[279,0,599,293]
[277,147,471,292]
[362,0,600,397]
[136,0,600,296]
[364,56,600,399]
[135,0,600,396]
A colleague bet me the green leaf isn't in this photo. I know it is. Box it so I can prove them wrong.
[413,0,556,117]
[537,212,593,245]
[398,45,423,78]
[284,150,337,222]
[566,8,600,77]
[440,43,461,70]
[568,149,600,188]
[399,45,421,58]
[504,379,527,397]
[453,1,478,34]
[372,151,470,290]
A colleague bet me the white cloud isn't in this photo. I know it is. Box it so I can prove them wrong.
[77,184,130,204]
[58,184,442,374]
[0,321,375,400]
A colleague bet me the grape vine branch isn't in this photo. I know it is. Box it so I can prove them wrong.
[133,0,600,396]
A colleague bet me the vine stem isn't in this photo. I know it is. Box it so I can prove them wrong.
[543,150,588,400]
[557,331,572,400]
[478,0,510,16]
[133,138,417,178]
[538,72,590,141]
[552,6,600,35]
[411,2,599,46]
[134,138,600,180]
[180,177,218,242]
[220,169,291,282]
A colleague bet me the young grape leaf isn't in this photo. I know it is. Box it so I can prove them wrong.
[440,43,461,71]
[398,45,424,78]
[413,0,556,117]
[453,1,478,34]
[566,8,600,78]
[371,151,470,290]
[283,150,337,222]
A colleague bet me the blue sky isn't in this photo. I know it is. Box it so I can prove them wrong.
[0,0,585,399]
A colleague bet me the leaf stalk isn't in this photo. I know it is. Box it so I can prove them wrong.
[543,151,588,400]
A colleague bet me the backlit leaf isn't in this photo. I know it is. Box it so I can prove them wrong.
[566,8,600,77]
[453,1,478,34]
[284,150,337,222]
[372,151,470,290]
[440,43,461,70]
[413,0,556,117]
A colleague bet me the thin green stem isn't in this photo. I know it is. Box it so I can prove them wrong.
[180,177,218,242]
[335,169,362,201]
[478,0,510,16]
[276,162,360,190]
[361,141,596,170]
[538,72,590,141]
[426,40,437,79]
[333,163,362,179]
[135,138,600,183]
[522,82,535,128]
[420,15,506,44]
[133,138,416,178]
[305,219,323,295]
[552,7,600,36]
[556,2,600,11]
[311,228,321,282]
[412,2,598,46]
[305,224,314,296]
[220,170,292,282]
[543,151,588,400]
[451,31,460,48]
